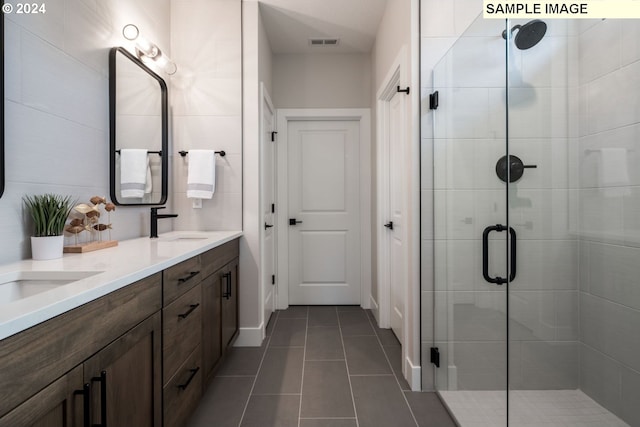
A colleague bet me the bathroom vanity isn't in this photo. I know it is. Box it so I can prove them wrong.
[0,231,241,427]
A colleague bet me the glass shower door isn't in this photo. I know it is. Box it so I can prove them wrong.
[432,15,511,427]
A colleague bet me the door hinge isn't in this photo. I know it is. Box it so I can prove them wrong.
[271,131,278,142]
[430,347,440,368]
[429,91,439,110]
[271,275,275,285]
[397,86,410,95]
[271,203,275,213]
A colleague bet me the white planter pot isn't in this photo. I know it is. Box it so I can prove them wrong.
[31,236,64,260]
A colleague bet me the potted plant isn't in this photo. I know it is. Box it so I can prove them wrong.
[23,194,74,260]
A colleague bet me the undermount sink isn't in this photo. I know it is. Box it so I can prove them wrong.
[158,233,210,242]
[0,271,103,305]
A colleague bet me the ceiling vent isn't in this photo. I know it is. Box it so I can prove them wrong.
[309,38,340,47]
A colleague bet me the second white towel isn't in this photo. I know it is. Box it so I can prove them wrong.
[187,150,216,199]
[120,149,150,198]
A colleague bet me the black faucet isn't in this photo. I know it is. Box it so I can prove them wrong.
[150,207,178,238]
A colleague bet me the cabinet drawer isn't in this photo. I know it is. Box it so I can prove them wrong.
[163,284,202,382]
[163,346,202,427]
[163,256,201,305]
[201,239,239,278]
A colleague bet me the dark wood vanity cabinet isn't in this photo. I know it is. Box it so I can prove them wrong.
[221,257,239,354]
[83,313,162,427]
[162,256,203,427]
[0,273,163,427]
[0,366,84,427]
[201,240,239,385]
[0,237,240,427]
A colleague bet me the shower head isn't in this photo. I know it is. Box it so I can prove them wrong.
[502,20,547,50]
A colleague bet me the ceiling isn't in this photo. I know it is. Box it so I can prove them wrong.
[259,0,389,54]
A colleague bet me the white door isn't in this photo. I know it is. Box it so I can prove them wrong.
[387,92,405,343]
[261,86,276,325]
[287,120,361,305]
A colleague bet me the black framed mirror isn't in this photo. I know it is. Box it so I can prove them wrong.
[109,47,168,206]
[1,13,5,199]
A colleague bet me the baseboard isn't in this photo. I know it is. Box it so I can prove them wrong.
[369,295,380,324]
[233,322,264,347]
[405,356,422,391]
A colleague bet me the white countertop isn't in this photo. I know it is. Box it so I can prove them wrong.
[0,231,242,341]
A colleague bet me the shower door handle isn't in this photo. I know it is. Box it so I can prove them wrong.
[482,224,517,285]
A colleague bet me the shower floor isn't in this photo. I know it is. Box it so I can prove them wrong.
[439,389,629,427]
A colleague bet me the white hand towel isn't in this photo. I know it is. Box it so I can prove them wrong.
[120,149,149,198]
[144,163,153,195]
[187,150,216,199]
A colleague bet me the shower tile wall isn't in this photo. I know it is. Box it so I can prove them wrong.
[577,19,640,427]
[429,17,581,392]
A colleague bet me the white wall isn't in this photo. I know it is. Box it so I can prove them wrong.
[170,0,242,231]
[371,0,421,390]
[2,0,172,264]
[258,6,274,97]
[272,53,371,108]
[239,0,263,345]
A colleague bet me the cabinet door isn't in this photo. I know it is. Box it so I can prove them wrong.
[0,366,86,427]
[221,258,239,353]
[84,313,162,427]
[201,270,222,382]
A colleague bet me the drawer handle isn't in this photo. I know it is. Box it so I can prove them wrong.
[73,383,91,427]
[178,271,200,284]
[177,367,200,391]
[91,370,107,427]
[178,303,200,320]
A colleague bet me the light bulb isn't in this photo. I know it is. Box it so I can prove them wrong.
[122,24,139,41]
[122,24,177,75]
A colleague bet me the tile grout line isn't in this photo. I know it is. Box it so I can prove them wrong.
[337,307,361,427]
[236,311,279,427]
[364,311,420,427]
[297,307,309,427]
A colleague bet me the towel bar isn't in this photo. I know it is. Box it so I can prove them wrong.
[179,150,226,157]
[115,150,162,155]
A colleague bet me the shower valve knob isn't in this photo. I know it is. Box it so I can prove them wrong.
[495,155,537,183]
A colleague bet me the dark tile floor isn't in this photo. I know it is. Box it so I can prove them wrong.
[187,306,456,427]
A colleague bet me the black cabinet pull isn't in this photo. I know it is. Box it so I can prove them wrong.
[177,367,200,391]
[482,225,517,285]
[178,271,200,284]
[74,383,91,427]
[91,370,107,427]
[264,222,274,230]
[178,304,200,320]
[384,221,393,230]
[289,218,303,226]
[222,273,231,299]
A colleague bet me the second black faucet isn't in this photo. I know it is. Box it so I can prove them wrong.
[150,206,178,238]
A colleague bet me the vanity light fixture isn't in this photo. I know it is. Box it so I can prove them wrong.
[122,24,177,75]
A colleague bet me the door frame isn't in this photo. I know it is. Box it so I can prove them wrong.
[259,82,276,329]
[275,109,371,309]
[375,47,410,338]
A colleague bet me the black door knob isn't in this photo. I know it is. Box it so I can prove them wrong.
[289,218,303,226]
